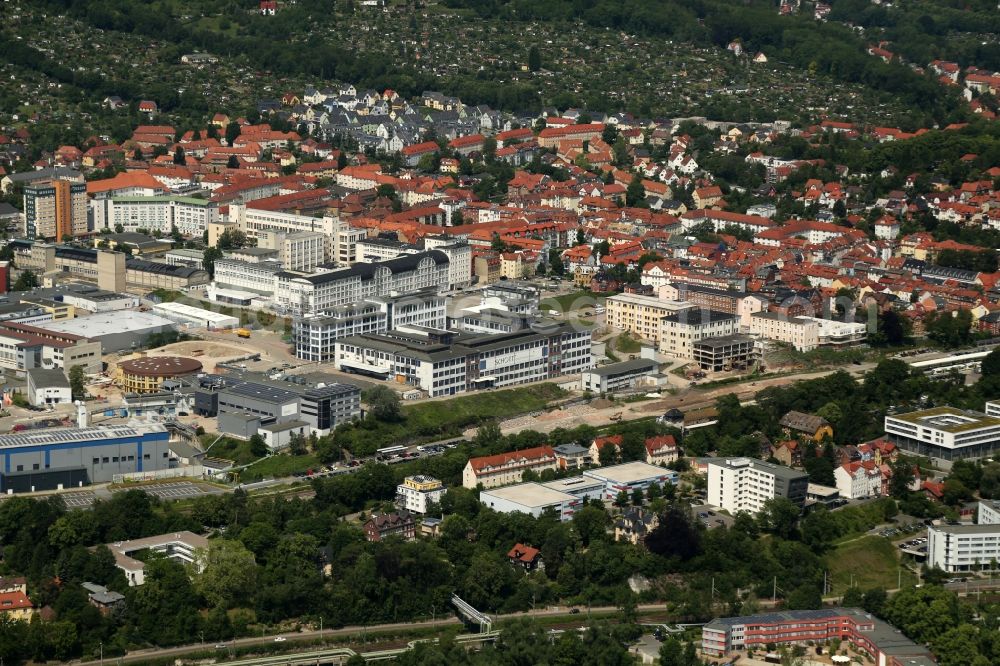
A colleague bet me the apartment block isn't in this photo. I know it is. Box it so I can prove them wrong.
[463,445,558,489]
[659,308,740,358]
[24,179,87,240]
[91,196,220,236]
[707,457,809,515]
[703,608,935,665]
[396,475,448,514]
[749,312,820,352]
[605,293,692,344]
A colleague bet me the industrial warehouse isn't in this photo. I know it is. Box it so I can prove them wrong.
[0,422,171,492]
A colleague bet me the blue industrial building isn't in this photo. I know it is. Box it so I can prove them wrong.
[0,424,171,493]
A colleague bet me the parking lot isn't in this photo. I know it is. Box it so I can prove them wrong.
[690,504,733,530]
[114,481,225,501]
[61,492,98,509]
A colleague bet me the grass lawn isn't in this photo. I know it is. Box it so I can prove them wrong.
[540,291,605,313]
[824,536,918,593]
[243,453,320,482]
[337,383,567,455]
[615,332,641,354]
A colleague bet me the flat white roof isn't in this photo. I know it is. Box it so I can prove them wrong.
[584,461,676,484]
[153,301,240,325]
[480,482,576,508]
[42,310,177,337]
[541,475,604,492]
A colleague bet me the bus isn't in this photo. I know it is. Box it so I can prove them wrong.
[376,445,407,459]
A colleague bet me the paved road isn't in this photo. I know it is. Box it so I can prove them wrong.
[67,604,664,666]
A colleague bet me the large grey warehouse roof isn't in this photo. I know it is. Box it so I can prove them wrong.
[0,424,165,449]
[42,311,177,337]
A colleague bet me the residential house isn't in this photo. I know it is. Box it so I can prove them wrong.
[507,543,543,571]
[363,511,416,542]
[589,434,623,464]
[615,507,660,546]
[779,411,833,442]
[644,435,679,466]
[0,591,34,620]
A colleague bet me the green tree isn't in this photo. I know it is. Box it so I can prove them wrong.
[889,458,915,498]
[452,210,464,226]
[13,270,38,291]
[249,434,268,457]
[758,497,800,540]
[194,539,258,608]
[527,45,542,72]
[365,385,402,422]
[625,175,646,207]
[173,146,185,165]
[68,365,87,400]
[203,246,223,278]
[225,122,241,147]
[226,155,240,169]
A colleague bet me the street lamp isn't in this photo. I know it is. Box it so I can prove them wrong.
[99,641,103,666]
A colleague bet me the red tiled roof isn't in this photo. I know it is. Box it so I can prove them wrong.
[468,445,555,473]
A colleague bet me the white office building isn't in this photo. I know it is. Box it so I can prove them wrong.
[707,457,809,515]
[274,251,450,316]
[423,236,472,290]
[293,289,447,362]
[229,203,339,262]
[927,524,1000,573]
[884,406,1000,460]
[335,321,592,397]
[213,258,284,295]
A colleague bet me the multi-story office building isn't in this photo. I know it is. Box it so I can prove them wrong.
[229,204,340,262]
[749,312,820,352]
[257,230,326,271]
[659,308,740,358]
[90,196,220,236]
[335,321,592,397]
[212,258,284,295]
[274,251,450,315]
[702,608,935,665]
[396,475,448,514]
[423,236,472,289]
[463,445,558,489]
[884,406,1000,460]
[707,457,809,515]
[356,237,420,262]
[659,282,766,329]
[194,374,361,437]
[605,293,692,344]
[23,178,87,240]
[925,499,1000,573]
[0,423,170,493]
[293,289,447,362]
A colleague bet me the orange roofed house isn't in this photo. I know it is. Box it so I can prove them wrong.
[463,445,558,489]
